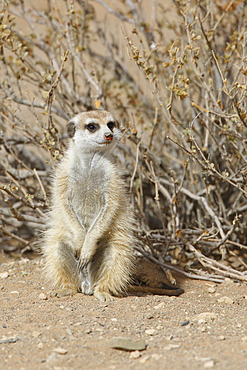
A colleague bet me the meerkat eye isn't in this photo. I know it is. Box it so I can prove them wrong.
[86,123,99,133]
[107,121,115,132]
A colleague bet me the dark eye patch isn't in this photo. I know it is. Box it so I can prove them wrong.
[86,123,99,133]
[107,121,115,132]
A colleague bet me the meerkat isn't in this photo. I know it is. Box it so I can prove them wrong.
[42,110,135,301]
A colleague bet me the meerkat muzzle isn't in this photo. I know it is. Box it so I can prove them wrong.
[105,133,113,141]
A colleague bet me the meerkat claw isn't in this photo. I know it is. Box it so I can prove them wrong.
[79,259,90,271]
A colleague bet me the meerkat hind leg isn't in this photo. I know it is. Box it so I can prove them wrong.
[47,240,80,298]
[50,287,77,298]
[91,242,131,302]
[94,290,115,302]
[88,245,115,301]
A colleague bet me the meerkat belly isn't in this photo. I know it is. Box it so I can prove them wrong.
[68,174,108,230]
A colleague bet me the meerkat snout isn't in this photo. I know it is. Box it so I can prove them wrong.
[105,132,113,141]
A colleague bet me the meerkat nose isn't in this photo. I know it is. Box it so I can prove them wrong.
[105,133,113,141]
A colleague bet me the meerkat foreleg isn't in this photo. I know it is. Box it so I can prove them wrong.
[91,235,134,301]
[77,201,112,268]
[78,204,118,296]
[78,235,101,295]
[78,235,99,269]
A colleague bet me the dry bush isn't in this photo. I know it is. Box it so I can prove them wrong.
[0,0,246,282]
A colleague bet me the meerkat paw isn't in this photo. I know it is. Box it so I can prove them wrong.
[81,279,93,295]
[94,290,115,302]
[80,263,93,295]
[50,288,78,298]
[79,254,92,271]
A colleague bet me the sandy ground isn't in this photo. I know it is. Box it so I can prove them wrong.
[0,256,247,370]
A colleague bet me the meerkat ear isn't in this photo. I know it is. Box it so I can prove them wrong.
[67,120,76,138]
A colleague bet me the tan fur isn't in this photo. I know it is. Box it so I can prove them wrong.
[42,110,135,301]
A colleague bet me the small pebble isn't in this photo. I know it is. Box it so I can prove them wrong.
[129,350,141,359]
[207,287,216,294]
[38,343,44,349]
[0,272,9,279]
[164,344,180,350]
[145,329,156,336]
[53,348,68,355]
[204,360,215,368]
[219,335,225,341]
[217,296,234,304]
[74,322,83,327]
[154,302,165,310]
[194,312,217,322]
[0,337,20,344]
[181,320,190,326]
[39,293,48,300]
[109,337,147,351]
[225,278,233,284]
[65,328,73,336]
[32,331,41,338]
[198,319,206,325]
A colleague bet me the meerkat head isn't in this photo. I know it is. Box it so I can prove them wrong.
[67,110,120,153]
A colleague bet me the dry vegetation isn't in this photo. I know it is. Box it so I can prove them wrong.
[0,0,246,283]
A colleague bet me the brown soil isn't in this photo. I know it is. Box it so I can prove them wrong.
[0,255,247,370]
